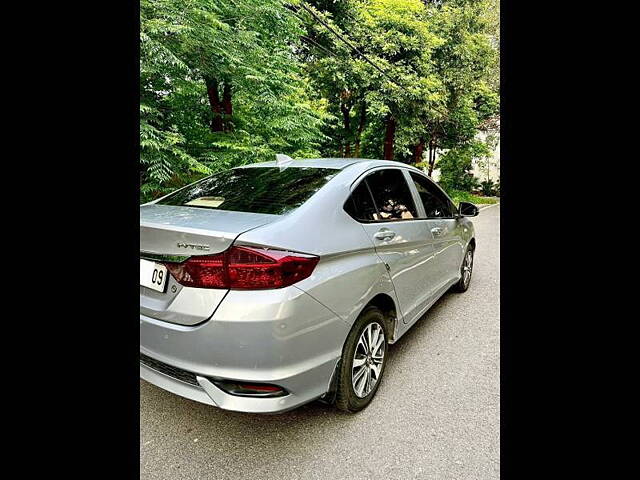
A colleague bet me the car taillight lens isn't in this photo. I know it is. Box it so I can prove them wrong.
[164,246,319,290]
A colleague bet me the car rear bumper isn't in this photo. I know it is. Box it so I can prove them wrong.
[140,286,349,413]
[140,354,339,413]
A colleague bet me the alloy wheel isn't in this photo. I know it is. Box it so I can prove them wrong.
[462,249,474,287]
[352,322,385,398]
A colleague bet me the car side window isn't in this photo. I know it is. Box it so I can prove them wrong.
[344,181,378,221]
[365,169,418,221]
[410,172,454,218]
[447,198,458,216]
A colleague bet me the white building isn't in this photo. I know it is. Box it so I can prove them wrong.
[426,128,500,186]
[472,130,500,184]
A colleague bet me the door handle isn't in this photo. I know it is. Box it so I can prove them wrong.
[431,227,443,237]
[374,229,396,241]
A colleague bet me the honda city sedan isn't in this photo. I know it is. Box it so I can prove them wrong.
[140,158,478,413]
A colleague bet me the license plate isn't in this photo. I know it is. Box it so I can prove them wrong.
[140,259,168,293]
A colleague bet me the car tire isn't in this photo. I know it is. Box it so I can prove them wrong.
[335,306,389,413]
[452,244,474,293]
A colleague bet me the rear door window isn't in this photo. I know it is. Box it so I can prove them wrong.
[157,167,338,215]
[366,169,418,220]
[347,169,418,222]
[344,181,378,221]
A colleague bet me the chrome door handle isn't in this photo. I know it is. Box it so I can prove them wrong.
[374,229,396,241]
[431,227,443,237]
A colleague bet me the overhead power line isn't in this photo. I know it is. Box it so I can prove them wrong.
[293,1,449,119]
[295,2,397,85]
[300,35,343,61]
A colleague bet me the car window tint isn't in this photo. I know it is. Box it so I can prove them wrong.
[410,172,453,218]
[157,167,338,215]
[365,169,418,221]
[344,181,378,221]
[447,198,458,216]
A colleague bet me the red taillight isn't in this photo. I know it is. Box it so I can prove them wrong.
[164,246,319,290]
[165,254,226,288]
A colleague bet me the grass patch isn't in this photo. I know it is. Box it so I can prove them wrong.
[448,189,499,206]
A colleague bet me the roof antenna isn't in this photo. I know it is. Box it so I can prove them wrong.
[275,153,294,171]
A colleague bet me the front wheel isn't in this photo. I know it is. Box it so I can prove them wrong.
[452,245,474,293]
[335,307,388,413]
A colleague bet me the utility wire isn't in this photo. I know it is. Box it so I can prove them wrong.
[301,35,344,60]
[293,1,449,119]
[295,2,397,85]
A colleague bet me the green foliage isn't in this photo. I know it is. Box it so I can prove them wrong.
[140,0,328,201]
[447,189,498,206]
[437,139,489,192]
[480,179,496,196]
[140,0,500,202]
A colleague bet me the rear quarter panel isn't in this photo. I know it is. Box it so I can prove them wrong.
[234,167,402,331]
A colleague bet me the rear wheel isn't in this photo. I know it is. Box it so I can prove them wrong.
[335,307,388,413]
[452,245,474,292]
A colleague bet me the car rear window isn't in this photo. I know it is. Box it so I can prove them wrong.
[157,167,338,215]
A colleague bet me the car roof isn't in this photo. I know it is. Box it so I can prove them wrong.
[236,158,421,171]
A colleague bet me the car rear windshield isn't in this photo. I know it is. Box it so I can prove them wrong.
[157,167,338,215]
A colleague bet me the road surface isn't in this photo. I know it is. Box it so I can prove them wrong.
[140,204,500,480]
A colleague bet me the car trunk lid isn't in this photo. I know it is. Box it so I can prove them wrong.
[140,204,278,256]
[140,204,279,325]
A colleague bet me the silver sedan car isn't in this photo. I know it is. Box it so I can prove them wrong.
[140,158,478,413]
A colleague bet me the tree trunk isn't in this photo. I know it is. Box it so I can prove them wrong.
[222,83,233,132]
[354,103,366,158]
[413,137,425,164]
[427,138,437,176]
[341,102,351,157]
[205,77,224,132]
[383,117,396,160]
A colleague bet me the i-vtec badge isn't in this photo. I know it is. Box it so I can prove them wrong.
[177,242,210,251]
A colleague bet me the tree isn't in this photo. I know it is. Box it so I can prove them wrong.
[297,1,373,157]
[140,0,500,200]
[299,0,446,161]
[437,139,490,192]
[352,0,445,161]
[416,0,499,177]
[140,0,328,201]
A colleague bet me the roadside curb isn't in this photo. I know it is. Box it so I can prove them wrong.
[478,203,499,211]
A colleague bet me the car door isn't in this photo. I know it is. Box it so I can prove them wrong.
[408,172,465,288]
[347,168,439,325]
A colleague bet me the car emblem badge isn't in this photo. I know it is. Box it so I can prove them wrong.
[177,242,210,251]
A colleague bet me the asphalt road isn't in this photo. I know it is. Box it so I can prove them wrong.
[140,204,500,480]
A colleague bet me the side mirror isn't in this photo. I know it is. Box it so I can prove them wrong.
[459,201,479,217]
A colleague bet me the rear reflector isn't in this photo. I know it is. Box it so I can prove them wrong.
[212,380,288,398]
[164,246,319,290]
